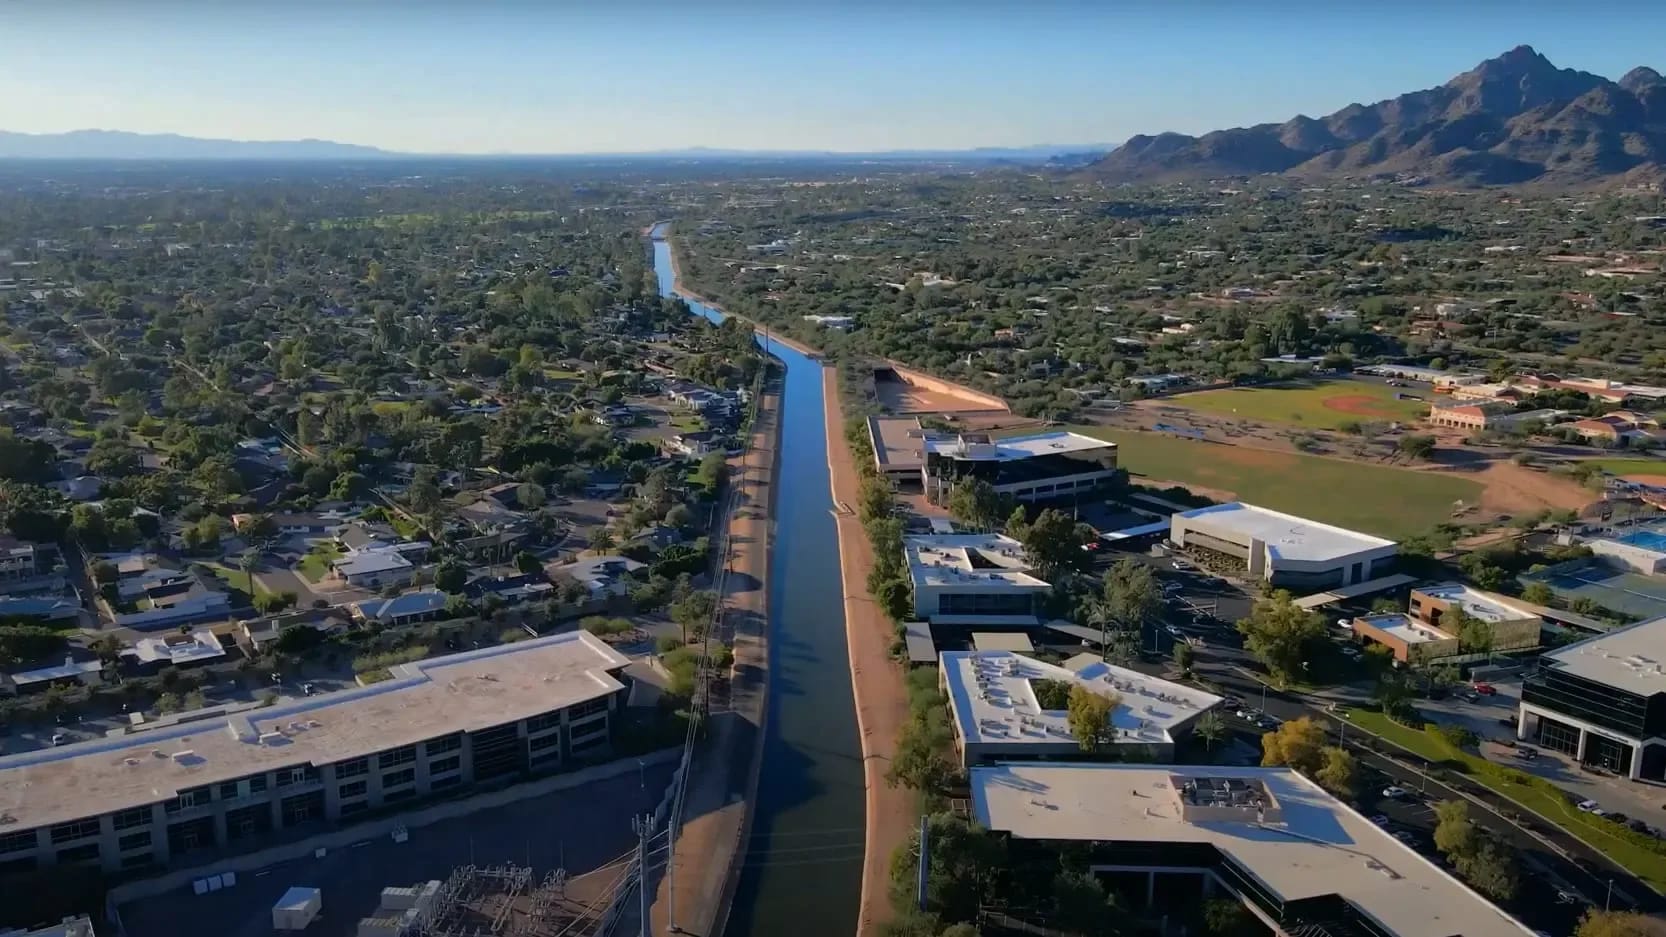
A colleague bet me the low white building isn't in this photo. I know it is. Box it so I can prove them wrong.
[1169,502,1397,591]
[940,650,1221,766]
[905,534,1051,625]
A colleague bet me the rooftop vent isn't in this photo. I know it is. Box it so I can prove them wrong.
[170,750,197,764]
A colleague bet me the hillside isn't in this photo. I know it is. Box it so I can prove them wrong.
[0,129,396,160]
[1089,46,1666,187]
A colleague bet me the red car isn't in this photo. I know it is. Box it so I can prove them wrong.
[1472,682,1497,696]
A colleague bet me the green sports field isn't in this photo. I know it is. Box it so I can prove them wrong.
[1071,426,1482,539]
[1578,457,1666,479]
[1164,380,1427,430]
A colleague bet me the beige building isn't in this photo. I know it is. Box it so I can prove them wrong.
[1350,583,1542,664]
[1426,403,1566,433]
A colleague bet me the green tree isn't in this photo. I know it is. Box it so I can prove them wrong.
[887,710,955,794]
[946,478,1001,531]
[1193,710,1227,750]
[1173,641,1195,675]
[588,526,616,554]
[1203,898,1259,937]
[434,560,468,594]
[1103,557,1161,629]
[1237,590,1324,685]
[694,452,728,490]
[1066,684,1120,753]
[1398,434,1437,460]
[1522,581,1555,605]
[1433,799,1478,859]
[514,550,541,575]
[1260,716,1326,775]
[1576,911,1666,937]
[1019,507,1091,580]
[670,589,718,643]
[1315,745,1357,797]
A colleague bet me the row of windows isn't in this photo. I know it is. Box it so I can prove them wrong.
[339,780,368,800]
[569,698,608,719]
[383,768,416,789]
[0,829,39,855]
[50,818,100,845]
[378,746,417,769]
[426,734,462,756]
[336,757,369,779]
[119,831,151,852]
[430,755,461,775]
[112,806,151,831]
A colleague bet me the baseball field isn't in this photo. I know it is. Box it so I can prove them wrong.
[1164,380,1427,430]
[1070,426,1483,539]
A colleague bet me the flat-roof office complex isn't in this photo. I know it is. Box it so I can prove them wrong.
[0,632,629,877]
[924,431,1118,504]
[1519,616,1666,779]
[1170,502,1398,590]
[972,763,1534,937]
[940,651,1222,765]
[1350,583,1542,665]
[906,534,1052,625]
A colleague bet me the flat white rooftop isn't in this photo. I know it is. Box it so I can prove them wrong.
[1356,613,1449,644]
[923,431,1113,462]
[971,763,1533,937]
[1175,502,1395,563]
[0,631,629,831]
[1540,615,1666,696]
[905,534,1050,590]
[942,651,1221,746]
[1416,583,1538,622]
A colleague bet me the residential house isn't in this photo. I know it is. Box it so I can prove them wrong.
[125,630,227,672]
[350,590,449,627]
[1566,411,1662,447]
[331,547,419,589]
[0,595,80,622]
[465,572,555,606]
[665,431,724,460]
[49,475,102,502]
[1,654,105,696]
[545,556,645,600]
[111,592,233,632]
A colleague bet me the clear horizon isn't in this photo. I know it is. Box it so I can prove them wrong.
[2,0,1665,155]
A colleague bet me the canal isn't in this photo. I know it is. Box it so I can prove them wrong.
[651,226,865,937]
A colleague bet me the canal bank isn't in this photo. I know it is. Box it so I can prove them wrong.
[650,225,865,937]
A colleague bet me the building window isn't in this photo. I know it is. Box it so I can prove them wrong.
[431,775,463,791]
[219,781,241,800]
[249,775,269,793]
[111,806,151,831]
[0,829,38,855]
[429,755,461,775]
[529,732,561,753]
[50,819,101,845]
[276,765,319,788]
[1539,717,1581,757]
[378,746,417,769]
[118,831,152,852]
[122,853,157,870]
[56,843,101,864]
[335,758,369,779]
[382,768,415,789]
[569,698,608,719]
[165,786,213,814]
[525,711,562,733]
[425,734,462,756]
[570,732,608,754]
[339,780,368,800]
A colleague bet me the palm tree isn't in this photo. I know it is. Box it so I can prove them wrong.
[239,549,259,595]
[1194,710,1227,751]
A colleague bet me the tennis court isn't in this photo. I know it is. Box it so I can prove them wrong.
[1522,557,1666,621]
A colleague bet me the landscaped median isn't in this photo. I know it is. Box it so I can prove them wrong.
[1344,707,1666,892]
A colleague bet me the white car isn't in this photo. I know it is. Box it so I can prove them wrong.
[1577,799,1601,812]
[49,732,67,747]
[1336,617,1354,631]
[1382,786,1409,799]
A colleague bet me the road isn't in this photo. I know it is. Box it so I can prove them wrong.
[1089,545,1656,933]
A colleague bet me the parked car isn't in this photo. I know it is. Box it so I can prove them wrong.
[1382,786,1410,799]
[1392,830,1417,845]
[1515,748,1538,760]
[1221,696,1242,709]
[1472,682,1497,696]
[50,732,66,747]
[1370,814,1391,826]
[1577,799,1602,813]
[1335,617,1353,631]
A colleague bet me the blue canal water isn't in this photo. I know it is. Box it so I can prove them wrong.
[651,226,864,937]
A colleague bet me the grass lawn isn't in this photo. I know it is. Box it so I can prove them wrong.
[670,413,705,432]
[1069,426,1480,539]
[542,368,583,381]
[1166,380,1427,430]
[297,544,342,583]
[203,562,254,591]
[1345,708,1666,890]
[1579,457,1666,479]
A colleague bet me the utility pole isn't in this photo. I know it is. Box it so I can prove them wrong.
[667,809,679,934]
[634,814,656,937]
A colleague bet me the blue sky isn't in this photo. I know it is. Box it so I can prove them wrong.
[2,1,1665,153]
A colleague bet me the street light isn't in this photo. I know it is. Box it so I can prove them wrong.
[1607,878,1615,911]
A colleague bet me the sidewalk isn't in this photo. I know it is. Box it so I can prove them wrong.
[646,379,780,937]
[822,367,912,937]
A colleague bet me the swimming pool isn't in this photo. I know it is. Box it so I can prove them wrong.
[1614,529,1666,552]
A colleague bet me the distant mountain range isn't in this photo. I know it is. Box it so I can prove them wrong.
[0,130,1112,164]
[1088,46,1666,187]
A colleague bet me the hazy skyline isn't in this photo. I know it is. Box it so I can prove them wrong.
[4,1,1666,154]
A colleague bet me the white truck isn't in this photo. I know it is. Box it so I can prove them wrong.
[272,886,322,931]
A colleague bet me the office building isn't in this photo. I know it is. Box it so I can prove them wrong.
[971,763,1534,937]
[1520,616,1666,779]
[941,651,1221,765]
[922,431,1119,504]
[905,534,1051,625]
[0,632,629,877]
[1350,583,1542,665]
[1169,502,1398,590]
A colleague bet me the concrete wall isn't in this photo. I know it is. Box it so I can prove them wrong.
[885,361,1009,412]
